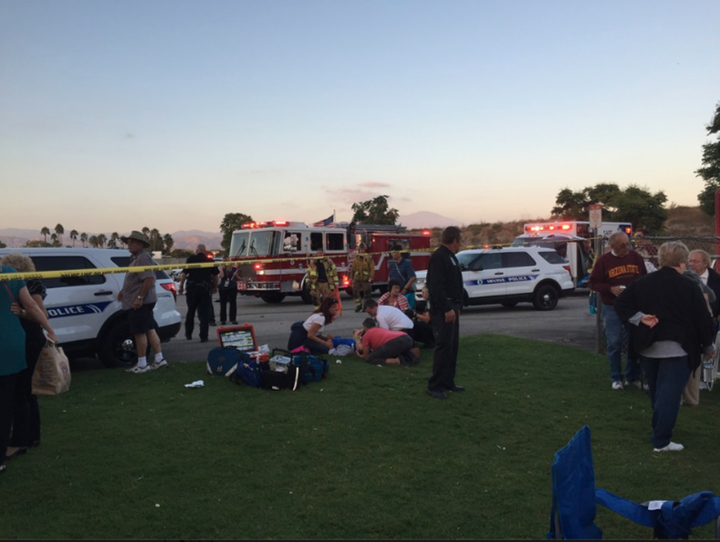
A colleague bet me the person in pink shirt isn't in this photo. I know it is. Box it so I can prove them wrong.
[354,318,419,367]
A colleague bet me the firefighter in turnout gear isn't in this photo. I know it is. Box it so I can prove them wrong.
[350,242,375,312]
[307,248,339,310]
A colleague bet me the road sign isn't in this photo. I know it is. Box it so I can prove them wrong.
[589,204,602,230]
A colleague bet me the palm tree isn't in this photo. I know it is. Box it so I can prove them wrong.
[40,226,50,243]
[142,226,150,237]
[55,223,64,245]
[108,232,120,248]
[163,233,174,253]
[69,229,78,247]
[88,235,98,248]
[97,233,107,248]
[149,228,162,251]
[80,232,88,247]
[50,233,59,246]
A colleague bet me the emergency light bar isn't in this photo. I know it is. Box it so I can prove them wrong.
[241,220,291,229]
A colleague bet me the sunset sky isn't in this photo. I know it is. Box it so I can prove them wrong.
[2,0,719,233]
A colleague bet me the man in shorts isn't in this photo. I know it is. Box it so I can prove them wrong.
[118,230,168,373]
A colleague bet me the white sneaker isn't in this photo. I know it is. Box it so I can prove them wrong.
[653,442,684,452]
[126,364,151,374]
[150,359,168,370]
[612,381,624,390]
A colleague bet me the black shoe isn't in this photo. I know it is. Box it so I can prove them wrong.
[186,336,192,341]
[427,389,448,400]
[220,321,226,326]
[355,306,362,313]
[209,321,217,327]
[447,385,465,392]
[200,338,209,343]
[230,321,238,325]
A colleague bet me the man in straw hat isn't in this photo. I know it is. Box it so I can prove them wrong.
[118,231,169,373]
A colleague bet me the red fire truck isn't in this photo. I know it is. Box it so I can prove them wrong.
[228,220,431,303]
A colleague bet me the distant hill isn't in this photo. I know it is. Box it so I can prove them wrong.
[0,207,713,250]
[398,211,463,229]
[0,228,223,251]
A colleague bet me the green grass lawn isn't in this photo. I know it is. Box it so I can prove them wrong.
[2,334,718,540]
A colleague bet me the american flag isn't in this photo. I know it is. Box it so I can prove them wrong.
[312,214,334,227]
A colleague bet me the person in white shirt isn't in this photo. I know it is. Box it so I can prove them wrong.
[363,298,413,333]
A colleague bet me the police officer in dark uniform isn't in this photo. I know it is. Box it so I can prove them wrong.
[426,226,464,400]
[179,244,219,343]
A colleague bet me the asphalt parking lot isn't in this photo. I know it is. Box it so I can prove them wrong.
[165,288,599,359]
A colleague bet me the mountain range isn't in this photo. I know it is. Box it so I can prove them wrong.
[0,211,461,250]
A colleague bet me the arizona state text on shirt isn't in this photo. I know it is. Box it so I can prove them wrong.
[608,264,641,278]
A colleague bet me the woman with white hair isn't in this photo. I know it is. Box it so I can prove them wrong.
[615,241,716,452]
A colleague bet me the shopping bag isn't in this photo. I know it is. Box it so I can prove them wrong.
[32,341,72,396]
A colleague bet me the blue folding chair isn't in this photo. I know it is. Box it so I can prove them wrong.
[548,425,720,539]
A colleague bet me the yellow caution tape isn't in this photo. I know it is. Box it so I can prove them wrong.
[0,247,438,282]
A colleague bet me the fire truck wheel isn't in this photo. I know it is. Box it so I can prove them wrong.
[300,283,313,304]
[260,292,286,304]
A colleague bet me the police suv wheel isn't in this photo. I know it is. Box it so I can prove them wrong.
[532,285,559,311]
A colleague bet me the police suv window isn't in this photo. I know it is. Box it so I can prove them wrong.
[476,253,502,270]
[503,252,536,268]
[326,232,344,251]
[31,256,106,289]
[538,251,566,265]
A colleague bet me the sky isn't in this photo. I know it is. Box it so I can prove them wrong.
[1,0,719,235]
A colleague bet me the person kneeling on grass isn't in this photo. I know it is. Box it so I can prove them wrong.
[353,318,420,367]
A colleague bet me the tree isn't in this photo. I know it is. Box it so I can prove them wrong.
[97,233,107,248]
[696,102,720,215]
[108,232,119,248]
[163,233,174,253]
[55,223,64,245]
[220,213,253,256]
[149,228,163,252]
[24,239,50,247]
[40,226,50,243]
[551,183,667,233]
[50,233,59,246]
[70,229,78,247]
[80,232,88,247]
[0,239,6,248]
[351,195,399,225]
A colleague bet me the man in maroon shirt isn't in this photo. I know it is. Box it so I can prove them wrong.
[589,232,647,390]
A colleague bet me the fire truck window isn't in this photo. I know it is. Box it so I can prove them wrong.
[310,233,323,251]
[326,233,344,251]
[283,232,301,252]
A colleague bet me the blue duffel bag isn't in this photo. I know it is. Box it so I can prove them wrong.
[292,352,328,383]
[206,347,243,377]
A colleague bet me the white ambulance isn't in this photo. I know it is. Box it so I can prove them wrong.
[511,221,633,288]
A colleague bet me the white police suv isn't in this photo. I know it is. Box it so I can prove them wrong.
[0,247,181,368]
[414,246,575,311]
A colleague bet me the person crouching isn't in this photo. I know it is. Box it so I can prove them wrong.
[354,318,420,367]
